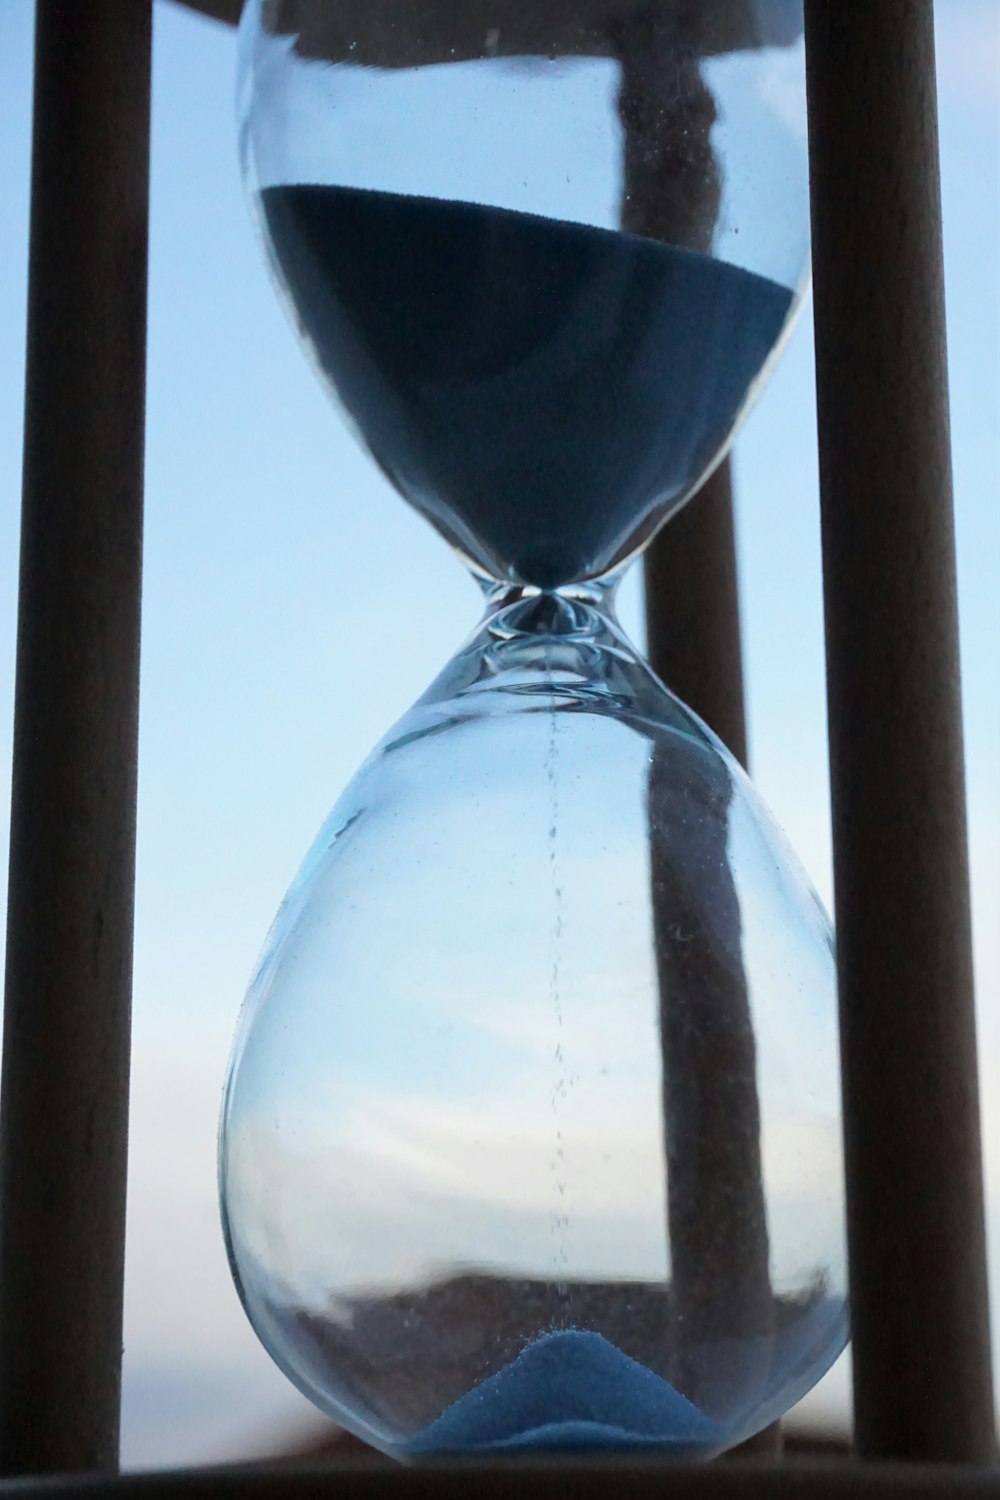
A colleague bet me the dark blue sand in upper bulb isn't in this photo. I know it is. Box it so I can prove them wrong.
[403,1329,724,1456]
[259,185,794,587]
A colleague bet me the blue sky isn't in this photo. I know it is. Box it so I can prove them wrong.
[0,0,997,1468]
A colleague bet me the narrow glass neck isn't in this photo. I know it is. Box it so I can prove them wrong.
[477,571,626,627]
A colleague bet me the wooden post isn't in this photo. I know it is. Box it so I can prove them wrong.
[0,1457,999,1500]
[804,1,996,1464]
[0,0,152,1474]
[617,8,778,1455]
[644,461,748,769]
[645,463,787,1464]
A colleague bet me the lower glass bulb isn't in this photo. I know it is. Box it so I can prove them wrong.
[219,590,847,1459]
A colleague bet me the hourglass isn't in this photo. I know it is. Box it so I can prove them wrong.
[219,0,848,1460]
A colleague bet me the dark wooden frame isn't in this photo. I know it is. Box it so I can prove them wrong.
[3,1458,1000,1500]
[0,0,151,1477]
[0,0,995,1489]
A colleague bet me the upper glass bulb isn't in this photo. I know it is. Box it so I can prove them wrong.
[238,0,811,586]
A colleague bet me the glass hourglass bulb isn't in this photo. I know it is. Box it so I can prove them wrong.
[220,0,847,1459]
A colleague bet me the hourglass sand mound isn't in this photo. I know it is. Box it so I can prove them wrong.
[405,1329,723,1454]
[266,1271,847,1456]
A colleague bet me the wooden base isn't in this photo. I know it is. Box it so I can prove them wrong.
[2,1458,999,1500]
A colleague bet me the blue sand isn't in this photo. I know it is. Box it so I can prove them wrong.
[259,185,793,588]
[404,1328,725,1455]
